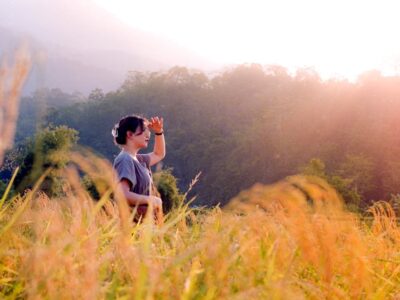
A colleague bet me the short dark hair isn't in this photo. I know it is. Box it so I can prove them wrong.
[112,115,146,145]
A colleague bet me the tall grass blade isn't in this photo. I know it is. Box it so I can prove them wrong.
[0,166,19,209]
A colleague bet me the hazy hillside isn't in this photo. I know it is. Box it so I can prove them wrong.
[0,0,214,94]
[11,65,395,209]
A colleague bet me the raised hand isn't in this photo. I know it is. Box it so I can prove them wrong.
[148,116,164,134]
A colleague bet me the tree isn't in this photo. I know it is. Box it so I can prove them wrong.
[301,158,361,210]
[16,64,400,208]
[300,158,327,179]
[88,88,105,102]
[13,125,79,196]
[336,154,375,204]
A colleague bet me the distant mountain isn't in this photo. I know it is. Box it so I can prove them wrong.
[0,0,214,95]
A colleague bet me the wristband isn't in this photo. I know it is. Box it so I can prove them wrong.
[155,131,163,136]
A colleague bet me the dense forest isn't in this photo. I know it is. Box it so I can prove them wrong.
[3,64,400,209]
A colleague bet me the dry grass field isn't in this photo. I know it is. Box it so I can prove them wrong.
[2,171,400,299]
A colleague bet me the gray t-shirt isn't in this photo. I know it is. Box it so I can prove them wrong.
[113,151,152,196]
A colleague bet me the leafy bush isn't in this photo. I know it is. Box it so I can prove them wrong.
[11,125,79,196]
[153,168,184,213]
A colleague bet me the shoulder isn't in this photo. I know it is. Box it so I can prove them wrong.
[113,151,133,166]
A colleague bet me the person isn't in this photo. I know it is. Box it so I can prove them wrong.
[111,114,165,222]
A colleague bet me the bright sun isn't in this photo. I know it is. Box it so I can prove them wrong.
[94,0,400,80]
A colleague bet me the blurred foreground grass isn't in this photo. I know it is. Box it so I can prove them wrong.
[1,171,400,299]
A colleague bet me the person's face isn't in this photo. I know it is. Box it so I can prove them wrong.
[127,123,151,148]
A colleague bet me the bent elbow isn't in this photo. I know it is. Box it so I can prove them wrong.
[154,151,166,160]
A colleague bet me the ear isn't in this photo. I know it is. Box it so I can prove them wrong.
[126,131,134,138]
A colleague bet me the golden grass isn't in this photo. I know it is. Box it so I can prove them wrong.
[0,50,30,165]
[1,169,400,299]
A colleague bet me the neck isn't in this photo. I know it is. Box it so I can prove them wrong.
[121,144,140,156]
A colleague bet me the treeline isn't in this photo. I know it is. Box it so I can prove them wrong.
[7,65,400,207]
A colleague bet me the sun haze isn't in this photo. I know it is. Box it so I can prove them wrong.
[94,0,400,80]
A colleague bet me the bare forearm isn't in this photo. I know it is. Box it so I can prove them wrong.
[124,190,149,206]
[153,134,166,158]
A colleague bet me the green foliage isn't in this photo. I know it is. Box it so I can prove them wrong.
[153,169,184,213]
[300,158,362,210]
[35,125,79,168]
[337,154,375,200]
[13,125,79,196]
[15,88,84,142]
[8,64,400,209]
[300,158,327,179]
[81,175,100,200]
[88,88,105,102]
[329,175,361,211]
[81,174,111,201]
[0,180,9,198]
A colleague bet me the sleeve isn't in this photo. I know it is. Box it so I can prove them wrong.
[114,155,137,189]
[137,154,151,169]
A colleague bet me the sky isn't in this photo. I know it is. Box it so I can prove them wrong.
[94,0,400,80]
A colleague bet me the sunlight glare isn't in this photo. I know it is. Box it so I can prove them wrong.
[94,0,400,79]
